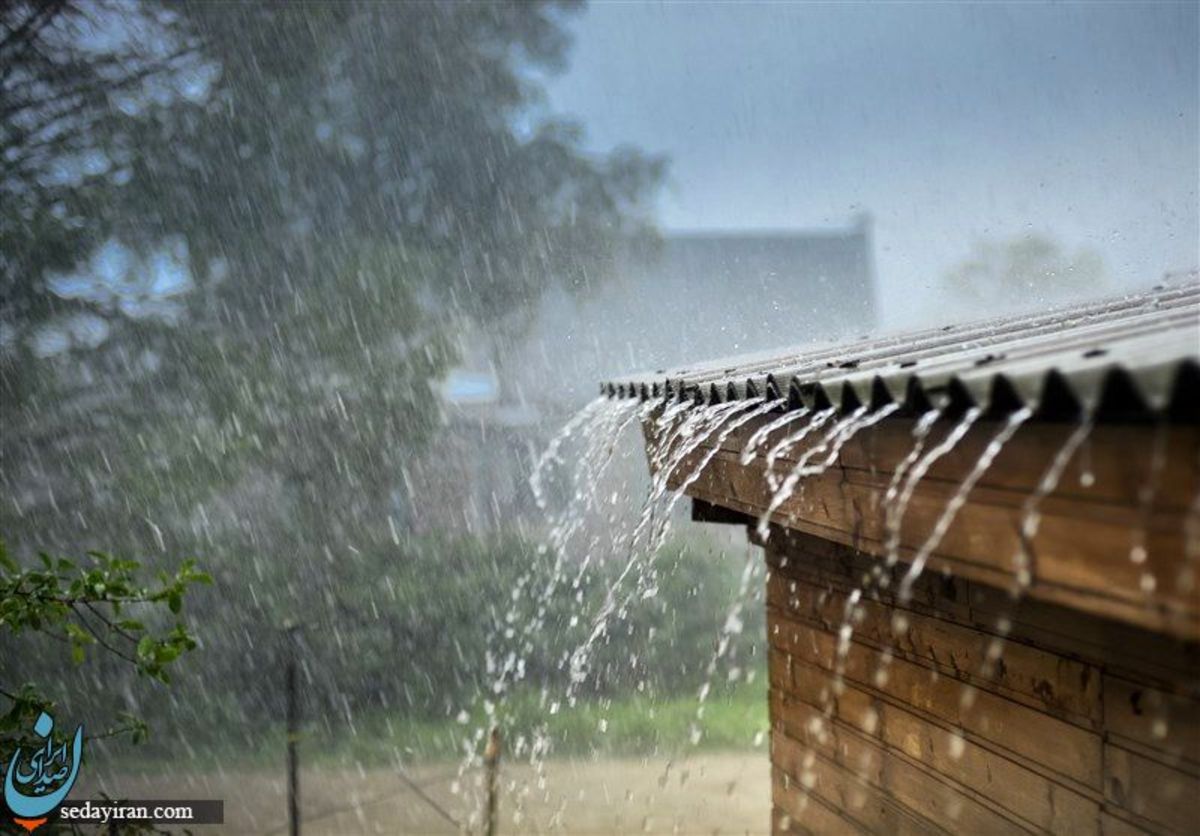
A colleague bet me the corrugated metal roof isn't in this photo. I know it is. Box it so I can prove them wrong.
[600,277,1200,421]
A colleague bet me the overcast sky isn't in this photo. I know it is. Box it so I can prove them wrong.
[544,1,1198,327]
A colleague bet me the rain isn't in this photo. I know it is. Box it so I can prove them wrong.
[2,2,1198,835]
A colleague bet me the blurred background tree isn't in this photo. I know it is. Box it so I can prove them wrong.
[2,0,678,751]
[941,233,1109,311]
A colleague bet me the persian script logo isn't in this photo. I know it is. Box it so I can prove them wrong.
[3,711,84,833]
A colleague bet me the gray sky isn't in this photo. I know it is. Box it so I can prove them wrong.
[544,1,1199,327]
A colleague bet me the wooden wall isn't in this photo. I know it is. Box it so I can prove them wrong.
[764,528,1200,835]
[658,415,1200,640]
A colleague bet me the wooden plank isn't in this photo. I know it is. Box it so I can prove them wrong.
[768,608,1105,789]
[1104,743,1200,834]
[773,730,945,835]
[777,661,1101,832]
[763,535,977,629]
[710,416,1200,513]
[759,526,1199,832]
[696,447,1192,606]
[771,770,866,835]
[773,703,1032,834]
[1098,809,1167,836]
[676,449,1199,639]
[765,538,1199,831]
[769,646,794,691]
[1102,675,1200,771]
[968,579,1200,690]
[766,571,1103,725]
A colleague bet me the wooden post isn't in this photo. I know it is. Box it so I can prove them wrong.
[483,726,501,836]
[285,624,300,836]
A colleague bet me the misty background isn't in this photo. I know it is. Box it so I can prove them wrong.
[1,1,1196,832]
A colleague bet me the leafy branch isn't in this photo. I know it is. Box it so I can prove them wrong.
[0,541,210,743]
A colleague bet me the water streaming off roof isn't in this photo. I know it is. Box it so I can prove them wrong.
[3,2,1196,832]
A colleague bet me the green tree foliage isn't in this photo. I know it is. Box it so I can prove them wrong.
[2,0,664,554]
[0,541,209,760]
[1,0,670,749]
[942,233,1109,309]
[1,1,202,334]
[95,533,760,753]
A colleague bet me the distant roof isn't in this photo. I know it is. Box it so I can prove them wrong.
[439,368,500,405]
[601,278,1200,422]
[610,221,877,351]
[642,225,873,280]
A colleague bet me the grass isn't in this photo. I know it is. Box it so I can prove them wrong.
[102,677,769,775]
[322,677,770,766]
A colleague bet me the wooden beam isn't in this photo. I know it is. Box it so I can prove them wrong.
[643,411,1200,640]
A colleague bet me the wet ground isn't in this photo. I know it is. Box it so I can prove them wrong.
[85,753,769,834]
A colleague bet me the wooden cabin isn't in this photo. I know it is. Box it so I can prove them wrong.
[603,281,1199,834]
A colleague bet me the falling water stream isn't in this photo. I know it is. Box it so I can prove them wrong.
[569,398,775,699]
[741,407,811,465]
[897,406,1033,601]
[756,404,903,541]
[764,407,837,490]
[464,387,1184,831]
[1013,417,1094,591]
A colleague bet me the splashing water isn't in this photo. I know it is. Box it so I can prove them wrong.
[792,403,902,487]
[456,396,644,815]
[562,400,745,695]
[812,408,951,762]
[538,399,648,607]
[650,401,752,498]
[882,409,942,542]
[764,407,837,490]
[647,397,787,552]
[687,546,762,749]
[1128,420,1168,577]
[568,398,778,698]
[1013,417,1094,590]
[756,406,876,541]
[740,407,810,465]
[785,406,1031,799]
[647,399,702,470]
[897,406,1033,602]
[628,400,752,560]
[858,405,985,725]
[493,388,1112,830]
[530,397,607,511]
[884,407,982,570]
